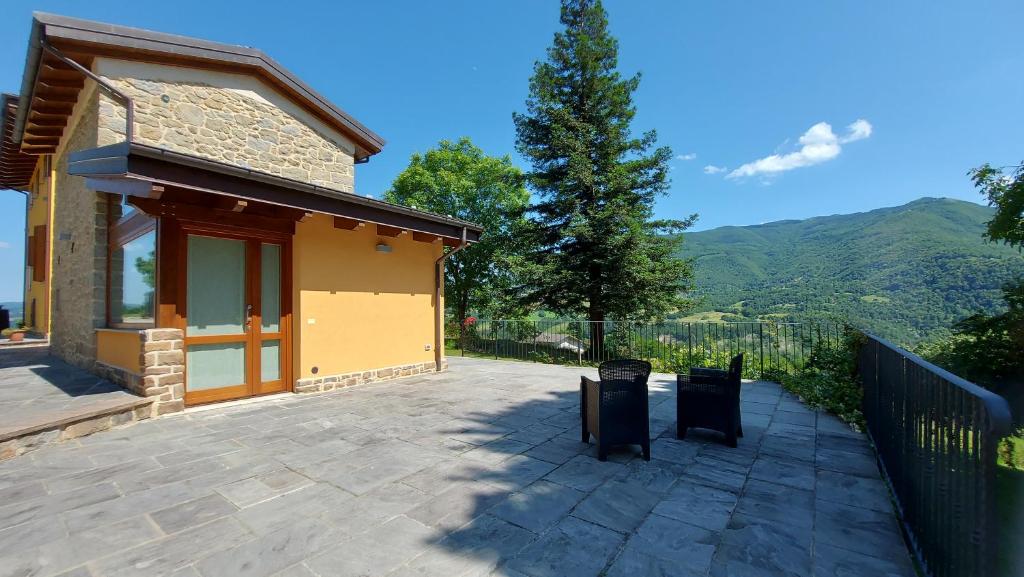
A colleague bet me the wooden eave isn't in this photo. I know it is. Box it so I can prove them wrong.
[12,13,385,160]
[0,95,38,189]
[67,142,483,243]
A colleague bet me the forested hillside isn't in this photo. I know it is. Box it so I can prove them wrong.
[680,197,1024,345]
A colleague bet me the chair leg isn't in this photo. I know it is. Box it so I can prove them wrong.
[642,440,651,461]
[582,427,590,443]
[597,443,608,462]
[676,424,687,440]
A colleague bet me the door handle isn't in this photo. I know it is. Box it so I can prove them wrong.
[246,304,253,332]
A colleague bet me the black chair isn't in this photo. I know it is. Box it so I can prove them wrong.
[581,359,652,461]
[676,353,744,447]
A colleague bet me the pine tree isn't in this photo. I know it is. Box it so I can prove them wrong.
[513,0,695,348]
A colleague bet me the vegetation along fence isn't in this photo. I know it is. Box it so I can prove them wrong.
[451,319,845,379]
[859,334,1013,577]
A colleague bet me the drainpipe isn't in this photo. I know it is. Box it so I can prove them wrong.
[434,227,468,371]
[39,40,134,143]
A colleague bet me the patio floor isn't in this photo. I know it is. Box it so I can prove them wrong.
[0,356,915,577]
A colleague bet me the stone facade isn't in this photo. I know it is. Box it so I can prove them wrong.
[50,88,109,370]
[294,360,445,395]
[97,73,355,193]
[96,328,186,415]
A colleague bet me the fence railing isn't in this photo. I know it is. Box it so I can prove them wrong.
[858,334,1013,577]
[451,319,844,379]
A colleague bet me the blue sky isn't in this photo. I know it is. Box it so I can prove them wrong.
[1,1,1022,301]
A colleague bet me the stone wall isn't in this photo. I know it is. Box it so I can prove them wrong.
[96,66,355,193]
[95,328,185,415]
[294,360,445,395]
[50,88,109,369]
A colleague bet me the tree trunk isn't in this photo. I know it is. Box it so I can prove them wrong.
[589,305,605,361]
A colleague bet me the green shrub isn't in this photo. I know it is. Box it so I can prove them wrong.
[779,327,866,430]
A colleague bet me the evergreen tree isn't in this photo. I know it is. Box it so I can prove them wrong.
[385,138,530,327]
[513,0,695,348]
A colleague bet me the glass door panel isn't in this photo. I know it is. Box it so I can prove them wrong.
[184,235,250,403]
[187,343,246,390]
[255,242,285,394]
[187,236,246,336]
[261,244,280,333]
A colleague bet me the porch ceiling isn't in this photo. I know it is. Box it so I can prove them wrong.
[67,142,484,243]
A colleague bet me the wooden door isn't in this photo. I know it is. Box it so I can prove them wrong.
[181,231,290,405]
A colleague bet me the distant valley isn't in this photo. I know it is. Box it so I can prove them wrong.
[679,197,1024,345]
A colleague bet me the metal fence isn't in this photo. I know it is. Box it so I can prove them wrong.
[858,334,1013,577]
[451,319,845,379]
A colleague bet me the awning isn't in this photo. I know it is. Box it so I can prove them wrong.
[67,142,483,243]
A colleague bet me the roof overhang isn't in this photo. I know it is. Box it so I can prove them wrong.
[11,12,385,160]
[68,142,483,243]
[0,94,38,190]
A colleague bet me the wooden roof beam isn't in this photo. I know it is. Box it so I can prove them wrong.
[412,231,441,243]
[334,216,366,230]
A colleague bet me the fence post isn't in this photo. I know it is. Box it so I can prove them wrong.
[759,323,765,378]
[495,321,499,360]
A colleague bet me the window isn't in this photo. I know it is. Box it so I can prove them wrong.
[107,195,157,328]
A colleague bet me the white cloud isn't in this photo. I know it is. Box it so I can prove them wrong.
[676,153,697,161]
[703,165,727,175]
[726,119,872,180]
[0,242,10,249]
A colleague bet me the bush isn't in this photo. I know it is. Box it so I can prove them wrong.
[779,327,866,430]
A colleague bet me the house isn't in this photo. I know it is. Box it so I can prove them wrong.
[0,13,482,413]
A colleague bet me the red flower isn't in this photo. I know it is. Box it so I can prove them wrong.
[463,316,477,327]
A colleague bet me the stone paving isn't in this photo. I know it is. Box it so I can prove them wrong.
[0,348,151,458]
[0,356,916,576]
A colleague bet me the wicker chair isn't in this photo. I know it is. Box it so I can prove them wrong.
[581,359,652,461]
[676,353,744,447]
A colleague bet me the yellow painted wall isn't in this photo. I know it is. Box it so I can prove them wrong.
[95,329,142,374]
[292,213,442,378]
[23,159,52,333]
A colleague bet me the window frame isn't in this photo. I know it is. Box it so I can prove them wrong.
[107,195,158,329]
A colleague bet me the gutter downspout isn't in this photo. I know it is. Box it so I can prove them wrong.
[38,40,134,143]
[434,227,468,371]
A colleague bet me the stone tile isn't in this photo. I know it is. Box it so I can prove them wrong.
[236,483,354,536]
[734,479,814,529]
[814,541,914,577]
[150,492,239,534]
[406,483,510,531]
[0,480,47,506]
[773,409,816,427]
[271,563,318,577]
[649,437,700,465]
[814,499,910,561]
[477,455,559,491]
[713,513,812,577]
[652,482,737,532]
[0,516,160,576]
[817,431,873,456]
[572,479,662,533]
[196,519,342,577]
[215,469,314,508]
[680,456,747,493]
[318,482,431,536]
[749,455,816,491]
[605,544,706,577]
[630,514,719,573]
[506,516,625,577]
[306,516,438,577]
[489,480,585,533]
[462,438,534,465]
[816,447,879,478]
[612,458,685,494]
[0,481,121,530]
[0,514,69,553]
[398,515,535,577]
[816,470,892,513]
[544,455,624,492]
[88,516,254,577]
[760,435,815,463]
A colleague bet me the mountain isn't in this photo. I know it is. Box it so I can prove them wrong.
[678,197,1024,345]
